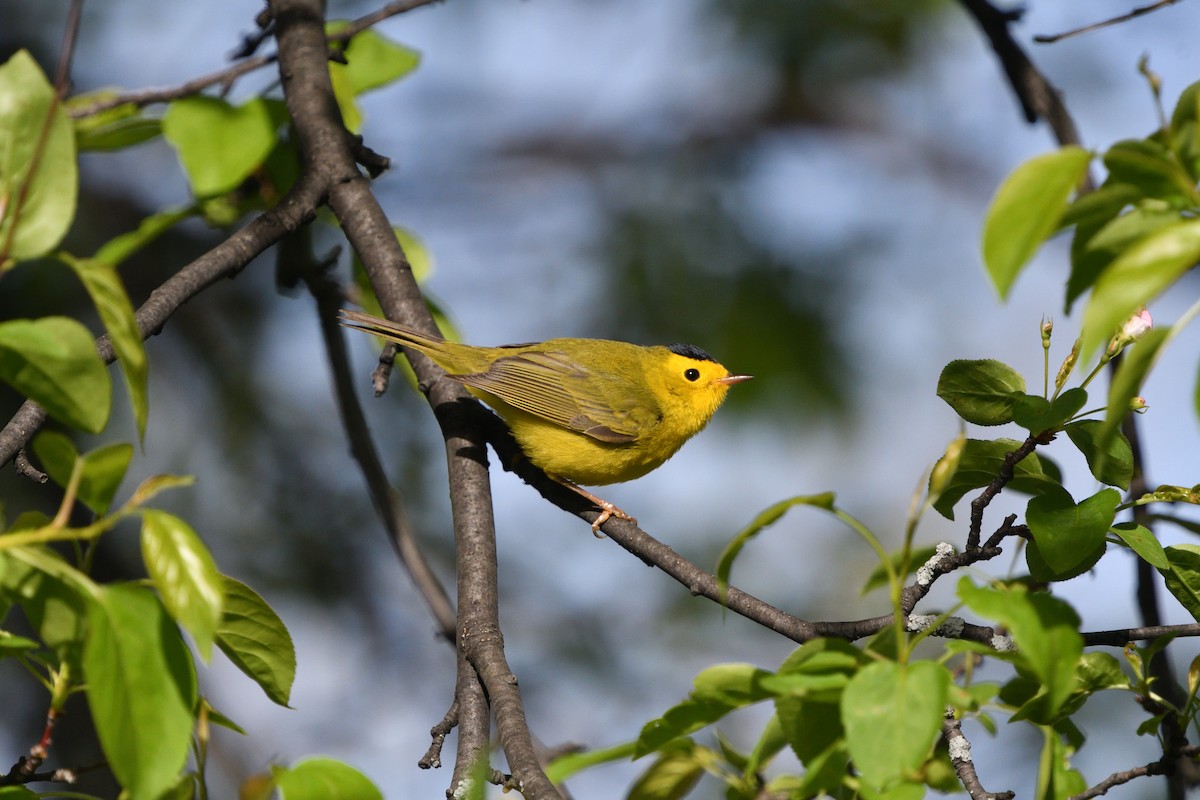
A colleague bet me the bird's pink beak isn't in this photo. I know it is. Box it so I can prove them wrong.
[717,374,753,385]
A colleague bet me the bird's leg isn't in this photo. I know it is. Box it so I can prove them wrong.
[546,473,636,537]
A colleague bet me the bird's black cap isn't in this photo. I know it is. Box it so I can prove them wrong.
[667,343,716,362]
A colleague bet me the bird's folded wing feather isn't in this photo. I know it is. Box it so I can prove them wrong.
[455,351,647,443]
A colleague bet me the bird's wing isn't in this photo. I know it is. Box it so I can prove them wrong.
[454,350,650,443]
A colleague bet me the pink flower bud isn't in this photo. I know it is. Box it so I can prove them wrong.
[1130,396,1149,413]
[1121,307,1153,341]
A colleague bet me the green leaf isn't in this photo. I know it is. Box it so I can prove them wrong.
[1081,218,1200,359]
[1059,182,1142,230]
[931,438,1057,520]
[958,579,1082,721]
[0,629,40,656]
[0,317,111,432]
[272,757,383,800]
[1026,536,1105,584]
[636,663,774,757]
[1102,138,1196,201]
[141,510,223,661]
[545,740,636,784]
[982,146,1091,299]
[1063,420,1134,490]
[841,660,950,789]
[772,638,868,780]
[1097,326,1170,462]
[333,26,421,94]
[128,473,196,507]
[1025,488,1118,576]
[626,744,706,800]
[717,493,835,601]
[1113,522,1169,570]
[937,359,1025,425]
[1036,727,1087,800]
[0,50,78,266]
[84,584,196,800]
[1160,545,1200,622]
[215,575,295,707]
[60,254,149,438]
[0,787,40,799]
[0,549,87,664]
[162,96,277,197]
[1012,388,1088,434]
[1074,652,1128,693]
[67,92,163,152]
[32,431,133,516]
[1066,204,1180,310]
[93,206,194,267]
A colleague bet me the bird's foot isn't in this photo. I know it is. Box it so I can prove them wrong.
[590,502,636,538]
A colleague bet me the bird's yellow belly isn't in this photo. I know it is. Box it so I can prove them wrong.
[503,412,671,486]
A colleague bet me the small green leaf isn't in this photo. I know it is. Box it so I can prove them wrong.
[1059,182,1142,230]
[1026,488,1118,575]
[162,96,277,197]
[1081,218,1200,359]
[1113,522,1169,569]
[32,432,133,516]
[128,474,196,507]
[60,254,149,438]
[0,629,40,655]
[1075,652,1128,693]
[717,493,835,601]
[937,359,1025,425]
[636,664,774,757]
[0,786,40,799]
[545,740,637,784]
[215,575,295,707]
[841,660,950,789]
[84,584,196,800]
[1063,420,1134,490]
[0,317,111,432]
[1102,138,1196,201]
[982,146,1091,299]
[1012,388,1087,434]
[0,50,78,266]
[272,757,383,800]
[958,579,1082,721]
[141,510,223,661]
[931,438,1057,520]
[68,93,163,152]
[93,206,194,268]
[1160,545,1200,622]
[332,26,421,95]
[626,744,706,800]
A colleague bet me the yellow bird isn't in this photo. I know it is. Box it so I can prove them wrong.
[339,309,751,532]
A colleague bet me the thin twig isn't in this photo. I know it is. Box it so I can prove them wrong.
[1035,0,1184,44]
[53,0,85,94]
[419,699,458,769]
[1069,745,1200,799]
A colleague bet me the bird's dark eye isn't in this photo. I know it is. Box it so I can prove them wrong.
[684,368,700,382]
